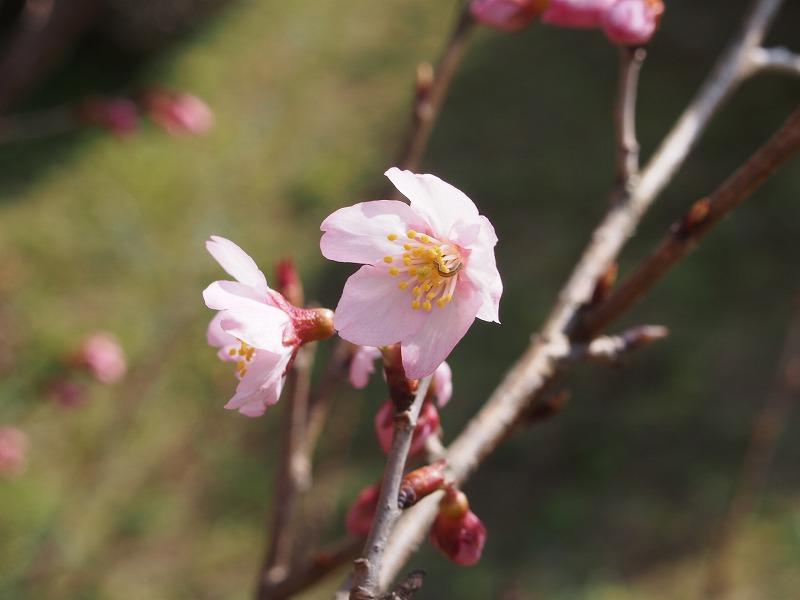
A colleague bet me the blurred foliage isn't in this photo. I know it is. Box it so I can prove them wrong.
[0,0,799,599]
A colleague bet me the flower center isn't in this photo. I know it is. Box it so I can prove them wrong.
[228,340,256,377]
[383,230,463,312]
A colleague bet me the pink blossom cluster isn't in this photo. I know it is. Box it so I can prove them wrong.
[471,0,665,45]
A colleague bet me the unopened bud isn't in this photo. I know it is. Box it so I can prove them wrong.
[375,400,440,457]
[71,332,127,384]
[398,460,448,509]
[275,258,304,306]
[525,389,570,424]
[0,427,28,477]
[470,0,549,32]
[430,487,487,566]
[601,0,664,46]
[292,307,336,344]
[542,0,616,29]
[142,89,214,137]
[76,96,139,138]
[590,262,619,305]
[415,63,434,100]
[47,378,88,409]
[674,197,711,240]
[345,482,381,537]
[620,324,669,350]
[381,344,418,410]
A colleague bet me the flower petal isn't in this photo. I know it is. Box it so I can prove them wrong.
[320,200,427,265]
[464,216,502,323]
[219,304,291,353]
[225,350,290,416]
[385,168,480,238]
[334,265,427,348]
[401,280,483,379]
[206,235,269,292]
[203,280,269,311]
[207,312,236,347]
[349,345,382,389]
[432,361,453,408]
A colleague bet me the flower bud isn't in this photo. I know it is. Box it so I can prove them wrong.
[375,400,440,457]
[601,0,664,46]
[382,344,418,411]
[345,482,381,537]
[542,0,616,29]
[470,0,549,32]
[430,487,487,566]
[143,89,214,137]
[0,427,28,477]
[72,332,127,384]
[76,96,139,137]
[275,258,304,307]
[46,378,88,409]
[398,460,448,509]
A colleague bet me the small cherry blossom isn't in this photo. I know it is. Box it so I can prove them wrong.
[602,0,664,45]
[203,236,333,417]
[541,0,616,28]
[321,168,502,379]
[0,427,28,477]
[74,332,127,384]
[470,0,548,32]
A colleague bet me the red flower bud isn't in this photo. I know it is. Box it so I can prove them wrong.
[76,96,139,138]
[430,487,487,566]
[602,0,664,46]
[398,460,447,509]
[374,400,440,457]
[142,89,214,137]
[345,482,381,537]
[275,258,304,307]
[470,0,549,32]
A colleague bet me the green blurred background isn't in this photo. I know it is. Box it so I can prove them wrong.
[0,0,799,598]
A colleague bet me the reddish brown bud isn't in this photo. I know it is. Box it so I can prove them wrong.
[430,487,486,566]
[275,258,304,307]
[525,389,570,424]
[398,460,448,509]
[675,197,711,239]
[381,344,418,410]
[591,262,619,305]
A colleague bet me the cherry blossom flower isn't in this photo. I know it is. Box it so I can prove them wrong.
[73,332,127,384]
[144,89,214,137]
[469,0,549,32]
[541,0,616,28]
[321,168,502,379]
[601,0,664,45]
[375,399,440,456]
[430,487,487,566]
[203,236,333,417]
[0,427,28,477]
[345,482,381,536]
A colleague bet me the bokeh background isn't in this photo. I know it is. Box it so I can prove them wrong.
[1,0,799,598]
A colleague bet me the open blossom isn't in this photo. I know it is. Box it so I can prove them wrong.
[321,168,502,379]
[74,332,127,384]
[203,236,333,417]
[0,427,28,477]
[470,0,549,32]
[601,0,664,45]
[144,89,214,136]
[541,0,616,28]
[375,399,440,456]
[430,487,487,566]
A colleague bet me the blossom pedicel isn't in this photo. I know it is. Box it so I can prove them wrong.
[470,0,549,32]
[203,236,334,417]
[321,168,502,379]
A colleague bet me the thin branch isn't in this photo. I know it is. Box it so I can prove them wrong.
[749,46,800,76]
[0,106,77,143]
[614,47,646,189]
[572,324,669,365]
[705,295,800,600]
[580,106,800,336]
[350,376,433,600]
[375,0,788,590]
[255,342,317,596]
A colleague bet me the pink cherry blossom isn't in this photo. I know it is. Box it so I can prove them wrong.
[74,332,127,384]
[321,168,502,379]
[144,89,214,137]
[345,482,381,537]
[469,0,548,32]
[203,236,297,417]
[0,427,28,477]
[430,487,487,566]
[602,0,663,45]
[541,0,616,29]
[375,399,440,456]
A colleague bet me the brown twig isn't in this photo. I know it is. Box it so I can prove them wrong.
[256,342,317,596]
[748,46,800,76]
[376,0,788,590]
[349,376,433,600]
[705,296,800,599]
[580,106,800,337]
[614,47,646,189]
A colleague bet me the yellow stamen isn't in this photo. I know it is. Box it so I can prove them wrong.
[407,230,417,239]
[398,281,408,290]
[389,267,399,276]
[383,256,393,264]
[422,301,432,312]
[411,300,421,310]
[387,233,398,241]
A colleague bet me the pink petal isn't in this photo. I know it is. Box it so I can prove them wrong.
[219,304,291,353]
[401,280,483,379]
[320,200,427,265]
[463,216,502,323]
[432,361,453,407]
[385,168,480,239]
[333,265,427,348]
[224,350,290,416]
[349,345,382,389]
[203,280,269,311]
[207,312,236,348]
[206,236,269,293]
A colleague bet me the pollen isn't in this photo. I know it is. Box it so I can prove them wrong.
[407,230,417,239]
[422,301,432,312]
[389,267,399,276]
[412,300,421,310]
[387,233,398,241]
[383,256,393,264]
[398,281,408,290]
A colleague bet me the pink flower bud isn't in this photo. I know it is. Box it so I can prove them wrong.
[76,96,139,137]
[431,361,453,408]
[349,345,382,389]
[275,258,304,307]
[143,89,214,137]
[602,0,664,46]
[0,427,28,477]
[398,460,448,508]
[541,0,616,29]
[470,0,549,32]
[430,487,487,566]
[47,379,88,409]
[345,482,381,537]
[374,400,440,457]
[73,332,127,384]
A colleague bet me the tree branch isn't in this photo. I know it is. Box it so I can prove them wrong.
[749,46,800,76]
[350,376,433,600]
[614,47,646,189]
